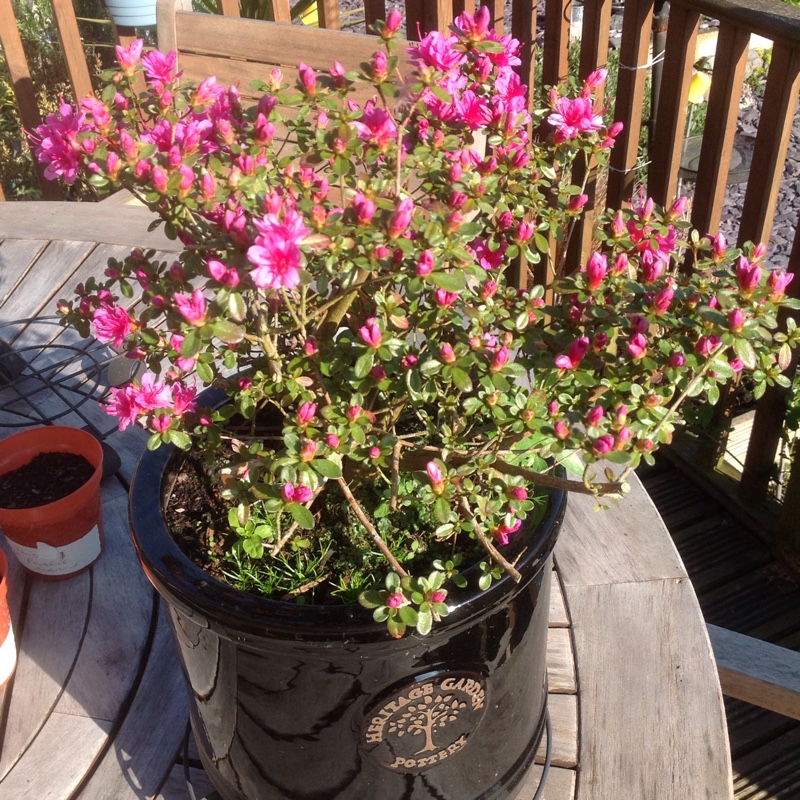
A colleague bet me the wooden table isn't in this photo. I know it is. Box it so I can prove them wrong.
[0,202,734,800]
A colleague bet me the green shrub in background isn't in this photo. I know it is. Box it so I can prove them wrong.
[0,0,119,199]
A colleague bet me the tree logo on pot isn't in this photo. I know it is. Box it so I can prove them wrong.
[362,672,488,772]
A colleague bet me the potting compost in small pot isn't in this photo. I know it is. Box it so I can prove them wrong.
[0,426,104,578]
[130,441,566,800]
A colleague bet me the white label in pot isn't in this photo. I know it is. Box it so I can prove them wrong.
[0,623,15,685]
[7,526,101,576]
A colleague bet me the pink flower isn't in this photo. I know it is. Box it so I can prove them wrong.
[172,383,197,416]
[402,354,418,369]
[384,7,402,35]
[628,333,647,360]
[728,308,745,332]
[115,39,143,74]
[417,250,434,277]
[427,589,448,604]
[30,100,87,184]
[592,434,615,456]
[767,270,794,301]
[208,259,240,286]
[92,302,133,348]
[507,486,528,502]
[346,405,362,422]
[586,405,604,427]
[584,252,608,291]
[695,335,722,357]
[652,286,674,314]
[547,96,604,142]
[369,446,381,459]
[490,346,509,372]
[282,483,313,504]
[388,196,414,239]
[326,433,340,449]
[174,289,207,325]
[426,461,446,494]
[353,100,397,150]
[170,334,197,372]
[141,49,179,86]
[293,403,317,428]
[434,289,459,308]
[299,440,318,461]
[248,208,310,291]
[554,420,570,439]
[584,68,608,91]
[105,385,140,430]
[386,592,406,608]
[136,372,174,411]
[668,352,686,368]
[297,62,317,94]
[555,337,590,370]
[352,192,376,225]
[736,257,762,295]
[440,343,456,364]
[493,517,522,546]
[359,318,383,348]
[304,338,319,356]
[730,357,745,372]
[568,194,589,212]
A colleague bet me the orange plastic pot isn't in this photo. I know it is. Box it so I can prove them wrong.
[0,427,104,579]
[0,550,15,687]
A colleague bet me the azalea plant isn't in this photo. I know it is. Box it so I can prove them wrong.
[32,8,799,637]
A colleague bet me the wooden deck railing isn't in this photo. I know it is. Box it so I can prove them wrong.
[2,0,800,553]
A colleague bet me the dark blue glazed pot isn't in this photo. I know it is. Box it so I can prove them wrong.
[129,440,566,800]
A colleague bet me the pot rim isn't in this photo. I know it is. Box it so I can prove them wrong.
[130,436,567,641]
[0,425,103,517]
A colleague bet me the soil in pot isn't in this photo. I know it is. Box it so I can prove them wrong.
[163,444,546,606]
[0,452,95,509]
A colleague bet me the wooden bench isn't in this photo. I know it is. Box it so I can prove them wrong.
[709,624,800,721]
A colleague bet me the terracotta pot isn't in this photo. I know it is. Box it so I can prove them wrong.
[0,550,16,687]
[130,437,567,800]
[0,427,104,579]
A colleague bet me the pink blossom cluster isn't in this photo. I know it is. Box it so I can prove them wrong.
[105,373,197,431]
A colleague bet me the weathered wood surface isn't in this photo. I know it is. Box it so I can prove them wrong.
[709,623,800,721]
[0,201,732,799]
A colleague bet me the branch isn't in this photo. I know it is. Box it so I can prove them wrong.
[336,477,408,577]
[458,498,522,582]
[397,444,627,496]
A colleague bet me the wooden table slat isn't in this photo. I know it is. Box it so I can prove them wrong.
[0,239,47,308]
[78,602,191,800]
[0,572,91,780]
[566,578,733,799]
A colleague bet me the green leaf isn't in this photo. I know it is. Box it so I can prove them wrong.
[359,590,385,609]
[354,351,374,379]
[313,458,342,478]
[430,270,467,292]
[211,320,244,345]
[778,342,793,372]
[196,361,214,383]
[451,367,473,392]
[288,502,315,529]
[398,606,419,626]
[228,292,246,322]
[434,496,450,523]
[167,430,192,449]
[733,338,757,370]
[416,605,433,635]
[146,433,162,451]
[387,616,406,638]
[181,330,203,358]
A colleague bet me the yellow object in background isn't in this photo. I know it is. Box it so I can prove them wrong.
[300,1,319,26]
[688,70,712,104]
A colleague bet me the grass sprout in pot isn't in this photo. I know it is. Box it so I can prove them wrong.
[0,427,104,579]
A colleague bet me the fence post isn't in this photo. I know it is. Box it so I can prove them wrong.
[50,0,95,102]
